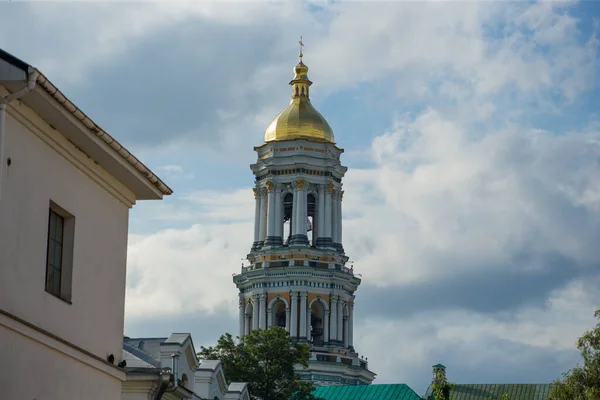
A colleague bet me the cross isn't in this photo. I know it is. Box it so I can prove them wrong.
[299,36,304,60]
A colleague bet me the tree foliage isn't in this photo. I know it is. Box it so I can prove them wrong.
[431,369,456,400]
[548,309,600,400]
[430,369,510,400]
[197,327,318,400]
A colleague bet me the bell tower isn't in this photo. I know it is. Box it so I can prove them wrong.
[233,40,375,386]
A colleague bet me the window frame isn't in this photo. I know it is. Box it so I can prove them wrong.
[44,201,75,304]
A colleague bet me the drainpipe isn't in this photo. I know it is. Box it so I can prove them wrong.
[152,353,181,400]
[165,353,180,392]
[152,368,174,400]
[0,67,39,201]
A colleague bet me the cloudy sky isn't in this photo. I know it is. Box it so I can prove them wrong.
[2,0,600,394]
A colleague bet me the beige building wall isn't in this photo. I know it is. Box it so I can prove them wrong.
[0,88,139,398]
[0,320,123,399]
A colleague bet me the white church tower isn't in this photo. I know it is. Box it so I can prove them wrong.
[232,40,376,386]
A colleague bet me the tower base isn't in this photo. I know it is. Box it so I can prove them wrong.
[296,351,376,387]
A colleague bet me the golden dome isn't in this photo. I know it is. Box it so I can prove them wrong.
[264,51,334,143]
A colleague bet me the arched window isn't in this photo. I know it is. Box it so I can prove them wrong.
[245,302,254,333]
[310,300,325,346]
[181,373,189,388]
[272,300,287,328]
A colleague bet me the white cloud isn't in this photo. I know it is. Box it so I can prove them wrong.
[125,188,254,319]
[341,108,600,286]
[356,277,599,388]
[9,0,593,391]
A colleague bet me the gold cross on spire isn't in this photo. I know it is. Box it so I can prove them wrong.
[299,36,304,61]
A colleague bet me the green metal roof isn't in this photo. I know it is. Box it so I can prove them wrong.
[312,384,422,400]
[424,384,552,400]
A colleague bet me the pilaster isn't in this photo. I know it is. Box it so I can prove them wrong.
[259,294,267,330]
[337,300,343,344]
[252,300,259,331]
[238,297,245,337]
[329,296,338,342]
[348,302,354,350]
[323,309,330,345]
[285,307,291,333]
[299,292,308,341]
[290,292,299,339]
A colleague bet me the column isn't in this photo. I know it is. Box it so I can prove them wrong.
[290,187,298,244]
[316,185,326,247]
[330,296,338,341]
[348,302,354,348]
[252,301,259,330]
[258,190,267,247]
[299,292,308,341]
[239,298,245,337]
[245,314,250,335]
[323,309,330,344]
[343,317,349,348]
[252,189,261,250]
[285,307,291,333]
[338,191,344,252]
[267,309,273,328]
[337,300,343,343]
[331,192,338,246]
[306,307,312,340]
[324,186,332,247]
[274,187,283,245]
[291,180,308,245]
[265,183,277,246]
[259,294,267,330]
[290,292,298,339]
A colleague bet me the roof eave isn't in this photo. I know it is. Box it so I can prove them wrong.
[33,70,173,199]
[0,48,172,200]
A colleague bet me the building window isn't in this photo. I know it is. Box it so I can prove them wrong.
[45,201,75,303]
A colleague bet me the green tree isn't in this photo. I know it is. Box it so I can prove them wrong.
[197,327,318,400]
[548,309,600,400]
[430,369,456,400]
[430,370,510,400]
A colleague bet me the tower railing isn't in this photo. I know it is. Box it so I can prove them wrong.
[309,351,369,370]
[237,261,355,276]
